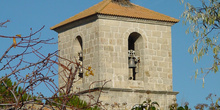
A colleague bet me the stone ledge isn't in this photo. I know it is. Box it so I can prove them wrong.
[54,15,98,33]
[54,13,176,32]
[97,14,176,26]
[78,87,179,95]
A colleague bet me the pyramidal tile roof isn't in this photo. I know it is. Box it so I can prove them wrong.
[51,0,179,30]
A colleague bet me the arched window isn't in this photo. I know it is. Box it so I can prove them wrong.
[76,36,83,49]
[73,36,83,78]
[73,36,83,53]
[128,32,143,80]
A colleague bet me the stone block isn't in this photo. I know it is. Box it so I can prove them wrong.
[152,31,162,37]
[120,22,133,27]
[168,73,172,79]
[148,37,157,43]
[104,32,112,38]
[157,51,168,57]
[148,49,156,55]
[156,25,167,31]
[132,23,139,27]
[138,23,146,29]
[100,25,111,31]
[146,24,156,30]
[159,72,167,78]
[157,67,163,72]
[119,27,129,33]
[146,30,152,37]
[105,20,120,26]
[155,84,166,90]
[162,32,171,38]
[157,78,163,84]
[163,67,172,72]
[100,38,108,44]
[111,26,119,32]
[117,39,123,45]
[157,38,168,45]
[166,85,173,91]
[153,44,161,50]
[159,62,169,68]
[161,44,170,51]
[149,78,157,84]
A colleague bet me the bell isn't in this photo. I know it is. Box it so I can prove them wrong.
[78,66,83,78]
[78,51,83,61]
[129,58,136,68]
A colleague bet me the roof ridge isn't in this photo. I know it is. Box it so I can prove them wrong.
[96,0,111,13]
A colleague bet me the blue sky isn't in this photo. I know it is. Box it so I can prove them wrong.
[0,0,219,108]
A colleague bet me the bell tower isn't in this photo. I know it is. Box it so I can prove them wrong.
[51,0,179,109]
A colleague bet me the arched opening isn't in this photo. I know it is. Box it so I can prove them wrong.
[128,32,140,50]
[73,36,82,51]
[128,32,143,80]
[73,36,83,78]
[76,36,83,49]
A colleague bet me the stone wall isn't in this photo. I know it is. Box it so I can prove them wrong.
[97,16,174,92]
[80,88,178,110]
[57,17,100,91]
[57,15,177,109]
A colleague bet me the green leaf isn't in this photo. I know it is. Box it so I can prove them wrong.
[186,28,189,34]
[214,63,218,73]
[193,56,198,63]
[205,38,211,44]
[212,61,219,73]
[201,68,204,74]
[216,99,219,106]
[150,106,156,110]
[202,78,205,88]
[195,31,199,37]
[177,106,185,110]
[184,105,189,110]
[213,47,218,54]
[151,102,160,107]
[188,47,193,54]
[198,48,203,60]
[195,69,198,79]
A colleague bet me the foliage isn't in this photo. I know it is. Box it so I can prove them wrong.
[0,77,41,108]
[0,77,18,104]
[169,102,190,110]
[48,94,100,110]
[181,0,220,84]
[194,94,220,110]
[169,94,220,110]
[0,20,105,110]
[131,98,159,110]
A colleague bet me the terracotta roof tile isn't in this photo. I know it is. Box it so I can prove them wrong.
[51,0,179,30]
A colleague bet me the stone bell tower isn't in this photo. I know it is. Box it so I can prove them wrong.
[51,0,179,109]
